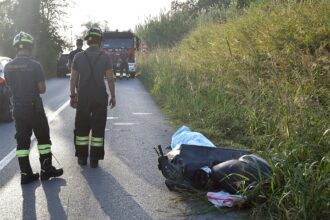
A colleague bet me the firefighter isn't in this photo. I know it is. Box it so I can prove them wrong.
[70,27,116,168]
[68,39,84,70]
[4,32,63,184]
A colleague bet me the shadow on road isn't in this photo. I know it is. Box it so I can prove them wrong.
[42,178,67,220]
[22,181,40,220]
[81,167,153,220]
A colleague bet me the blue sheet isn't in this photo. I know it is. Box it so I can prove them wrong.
[171,125,216,149]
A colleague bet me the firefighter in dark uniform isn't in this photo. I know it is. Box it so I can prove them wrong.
[4,32,63,184]
[68,39,83,70]
[70,27,116,168]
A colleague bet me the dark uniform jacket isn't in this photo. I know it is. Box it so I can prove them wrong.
[72,46,112,101]
[68,48,83,70]
[4,56,45,103]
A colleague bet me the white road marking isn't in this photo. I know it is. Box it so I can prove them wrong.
[0,150,16,172]
[0,100,70,172]
[113,123,135,126]
[132,113,153,115]
[107,117,119,120]
[47,100,70,122]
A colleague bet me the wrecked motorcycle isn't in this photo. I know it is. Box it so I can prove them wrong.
[156,144,272,193]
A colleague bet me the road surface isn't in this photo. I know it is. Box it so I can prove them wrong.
[0,77,248,219]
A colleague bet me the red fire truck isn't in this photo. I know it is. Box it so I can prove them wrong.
[101,30,140,79]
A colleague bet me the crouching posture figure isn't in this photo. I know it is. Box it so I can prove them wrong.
[4,32,63,184]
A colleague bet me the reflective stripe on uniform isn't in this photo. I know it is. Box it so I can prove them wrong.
[91,137,103,143]
[91,142,104,147]
[76,136,89,141]
[91,137,104,147]
[38,144,52,155]
[16,149,29,157]
[39,149,52,155]
[38,144,51,150]
[16,149,29,158]
[75,141,89,146]
[75,136,89,146]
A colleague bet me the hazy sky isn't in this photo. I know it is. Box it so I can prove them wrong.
[64,0,172,42]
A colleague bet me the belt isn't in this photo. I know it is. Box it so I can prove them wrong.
[14,101,34,107]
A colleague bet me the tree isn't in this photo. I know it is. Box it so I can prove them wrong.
[36,0,68,75]
[171,0,197,13]
[80,20,110,39]
[13,0,41,36]
[0,0,68,76]
[0,0,17,57]
[170,0,231,14]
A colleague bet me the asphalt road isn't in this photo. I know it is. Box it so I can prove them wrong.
[0,77,248,220]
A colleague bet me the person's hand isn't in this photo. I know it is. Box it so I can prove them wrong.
[70,95,78,109]
[109,97,116,109]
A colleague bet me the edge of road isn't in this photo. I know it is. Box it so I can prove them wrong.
[0,100,70,171]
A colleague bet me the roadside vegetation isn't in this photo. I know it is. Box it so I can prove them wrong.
[136,0,330,219]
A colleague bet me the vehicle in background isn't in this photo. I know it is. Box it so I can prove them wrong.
[0,56,13,122]
[56,53,69,77]
[101,30,140,79]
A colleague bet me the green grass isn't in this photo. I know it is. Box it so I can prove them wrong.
[137,0,330,219]
[135,11,197,49]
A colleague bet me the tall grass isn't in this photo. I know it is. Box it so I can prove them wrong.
[135,1,233,49]
[135,11,197,49]
[138,0,330,219]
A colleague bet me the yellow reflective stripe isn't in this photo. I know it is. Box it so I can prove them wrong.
[16,150,29,157]
[90,32,102,37]
[21,39,33,44]
[91,137,104,142]
[39,149,51,155]
[38,144,51,155]
[76,136,89,141]
[76,141,89,146]
[38,144,51,150]
[91,142,103,147]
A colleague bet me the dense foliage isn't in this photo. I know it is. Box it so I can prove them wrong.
[0,0,67,76]
[137,0,330,219]
[135,0,256,49]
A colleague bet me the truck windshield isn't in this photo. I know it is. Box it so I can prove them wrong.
[102,38,134,49]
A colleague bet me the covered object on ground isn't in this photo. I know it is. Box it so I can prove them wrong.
[157,144,272,193]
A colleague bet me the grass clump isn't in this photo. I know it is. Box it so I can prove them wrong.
[138,0,330,219]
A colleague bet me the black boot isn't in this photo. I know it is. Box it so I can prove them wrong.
[41,166,64,180]
[21,172,40,185]
[78,157,87,166]
[19,157,39,184]
[90,159,99,168]
[40,154,63,180]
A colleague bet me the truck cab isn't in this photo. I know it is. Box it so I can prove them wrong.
[101,31,140,79]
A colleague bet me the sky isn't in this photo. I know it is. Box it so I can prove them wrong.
[63,0,173,44]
